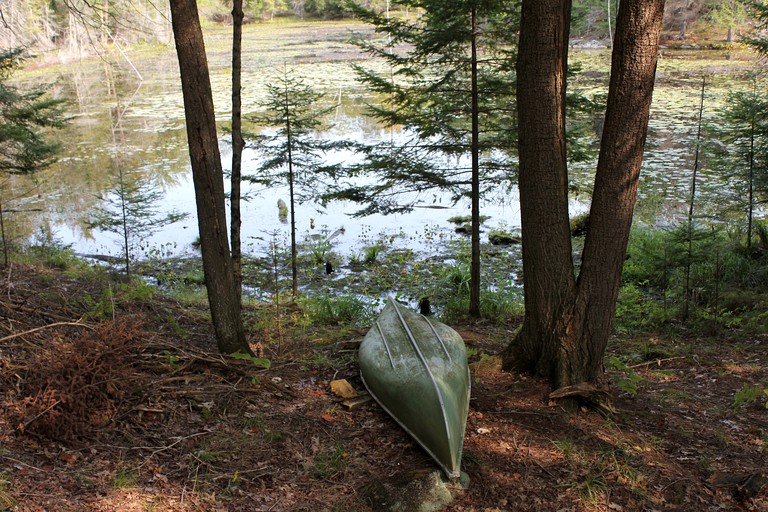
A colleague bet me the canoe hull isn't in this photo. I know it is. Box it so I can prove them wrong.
[359,299,470,479]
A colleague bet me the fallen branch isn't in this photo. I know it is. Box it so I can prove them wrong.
[627,356,686,369]
[133,431,212,470]
[0,321,94,346]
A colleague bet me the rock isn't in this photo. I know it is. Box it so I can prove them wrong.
[570,212,590,237]
[360,469,469,512]
[488,230,521,246]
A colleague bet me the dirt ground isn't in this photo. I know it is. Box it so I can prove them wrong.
[0,263,766,511]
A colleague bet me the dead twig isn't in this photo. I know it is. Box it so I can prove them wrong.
[0,321,94,346]
[627,356,686,369]
[133,431,212,470]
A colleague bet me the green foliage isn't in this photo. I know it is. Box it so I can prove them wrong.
[618,224,768,335]
[566,473,607,507]
[324,0,520,216]
[82,286,117,321]
[361,243,384,264]
[111,468,138,489]
[230,351,272,369]
[437,261,472,297]
[605,356,644,395]
[741,1,768,56]
[731,383,768,409]
[246,69,344,294]
[614,283,674,334]
[705,73,768,240]
[552,438,581,461]
[301,294,374,326]
[162,350,181,369]
[479,289,524,323]
[0,49,66,265]
[246,69,342,200]
[0,49,67,176]
[309,442,348,479]
[22,230,78,270]
[301,225,341,265]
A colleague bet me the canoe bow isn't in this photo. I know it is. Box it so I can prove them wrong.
[359,298,470,479]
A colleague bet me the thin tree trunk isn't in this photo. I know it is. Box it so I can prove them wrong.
[231,0,244,298]
[169,0,249,355]
[285,78,298,299]
[469,4,481,317]
[683,76,706,321]
[747,81,756,248]
[0,197,7,267]
[607,0,613,48]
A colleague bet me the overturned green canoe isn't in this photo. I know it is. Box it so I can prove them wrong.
[359,298,470,480]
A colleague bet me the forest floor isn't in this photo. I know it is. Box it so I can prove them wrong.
[0,262,766,512]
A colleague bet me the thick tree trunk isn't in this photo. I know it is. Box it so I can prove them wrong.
[503,0,665,389]
[502,0,576,385]
[570,0,665,385]
[169,0,249,355]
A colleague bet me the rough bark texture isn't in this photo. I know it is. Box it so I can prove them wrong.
[570,0,665,385]
[503,0,665,389]
[502,0,576,384]
[169,0,248,355]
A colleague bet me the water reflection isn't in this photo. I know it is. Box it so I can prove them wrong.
[16,30,752,263]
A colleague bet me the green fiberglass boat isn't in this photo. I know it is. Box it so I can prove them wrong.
[359,298,470,480]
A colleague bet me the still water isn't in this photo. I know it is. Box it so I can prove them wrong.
[18,22,753,263]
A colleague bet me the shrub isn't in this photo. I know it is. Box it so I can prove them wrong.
[614,283,673,334]
[8,318,146,441]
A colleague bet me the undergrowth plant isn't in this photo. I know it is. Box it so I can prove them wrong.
[301,293,374,327]
[605,356,644,395]
[617,224,768,336]
[732,383,768,409]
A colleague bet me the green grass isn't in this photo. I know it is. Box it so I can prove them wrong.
[309,443,348,479]
[301,294,375,327]
[111,468,138,489]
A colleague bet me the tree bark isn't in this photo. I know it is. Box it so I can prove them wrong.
[231,0,244,298]
[503,0,576,385]
[169,0,249,355]
[571,0,665,385]
[469,4,481,317]
[503,0,665,389]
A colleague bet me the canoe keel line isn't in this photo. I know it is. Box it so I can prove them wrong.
[359,298,471,480]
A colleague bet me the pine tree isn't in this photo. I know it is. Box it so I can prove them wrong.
[708,73,768,250]
[247,69,343,298]
[0,48,66,265]
[329,0,520,316]
[741,1,768,56]
[87,164,188,279]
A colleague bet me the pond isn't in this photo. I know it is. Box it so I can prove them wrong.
[10,21,759,286]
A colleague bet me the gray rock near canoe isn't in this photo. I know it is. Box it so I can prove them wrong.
[360,469,470,512]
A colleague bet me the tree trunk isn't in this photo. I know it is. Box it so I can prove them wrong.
[469,4,481,317]
[231,0,244,298]
[503,0,665,389]
[569,0,664,385]
[502,0,576,385]
[169,0,249,355]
